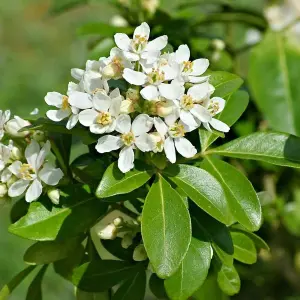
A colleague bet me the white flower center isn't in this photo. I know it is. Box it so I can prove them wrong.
[96,112,112,126]
[180,95,194,111]
[169,123,186,138]
[208,101,220,116]
[20,163,35,180]
[183,61,193,73]
[121,132,135,146]
[148,68,165,84]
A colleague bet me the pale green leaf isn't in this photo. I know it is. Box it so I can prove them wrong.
[26,265,48,300]
[217,264,240,296]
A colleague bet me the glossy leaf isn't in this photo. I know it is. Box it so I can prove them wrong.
[72,260,139,292]
[101,238,136,261]
[249,31,300,136]
[141,175,191,278]
[96,162,153,198]
[24,235,84,265]
[164,238,211,300]
[0,266,36,300]
[76,289,110,300]
[202,157,261,231]
[217,264,240,296]
[200,90,249,151]
[9,197,107,241]
[26,265,48,300]
[149,274,168,299]
[209,132,300,168]
[164,164,231,225]
[112,269,146,300]
[231,231,257,264]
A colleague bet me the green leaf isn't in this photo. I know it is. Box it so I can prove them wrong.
[112,269,146,300]
[149,274,168,299]
[26,265,48,300]
[76,289,110,300]
[77,22,133,36]
[24,235,84,265]
[231,231,257,264]
[0,266,36,300]
[96,161,153,198]
[164,164,231,225]
[207,71,243,98]
[282,201,300,237]
[49,0,87,14]
[199,90,249,151]
[249,31,300,136]
[164,238,211,300]
[208,132,300,168]
[217,264,240,296]
[101,238,136,261]
[9,196,107,241]
[10,199,29,224]
[201,157,261,231]
[141,175,191,278]
[72,260,140,292]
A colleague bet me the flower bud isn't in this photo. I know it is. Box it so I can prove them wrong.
[133,244,148,261]
[120,100,135,114]
[102,64,121,79]
[142,0,160,15]
[212,39,225,51]
[156,100,174,117]
[47,188,60,205]
[111,15,128,27]
[113,217,123,226]
[0,183,8,198]
[121,234,133,249]
[97,224,118,240]
[126,88,140,102]
[149,132,164,153]
[5,116,30,138]
[10,146,22,161]
[32,130,46,143]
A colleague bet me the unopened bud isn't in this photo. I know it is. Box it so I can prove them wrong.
[121,234,133,249]
[111,15,128,27]
[133,244,148,261]
[212,39,225,51]
[113,217,123,226]
[126,88,140,102]
[156,100,174,117]
[98,224,118,240]
[149,132,164,153]
[32,130,45,143]
[0,184,7,198]
[5,116,30,138]
[102,64,121,79]
[142,0,160,14]
[10,146,22,161]
[47,189,60,205]
[120,100,135,114]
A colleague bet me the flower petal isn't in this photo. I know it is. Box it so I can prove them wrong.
[175,44,190,63]
[164,109,179,126]
[114,33,131,51]
[174,137,197,158]
[145,35,168,51]
[123,51,140,62]
[191,105,212,122]
[190,58,209,76]
[132,114,153,136]
[25,140,40,171]
[68,91,93,109]
[134,22,150,40]
[210,118,230,132]
[71,68,84,80]
[8,179,30,198]
[95,135,123,153]
[93,92,111,112]
[66,114,79,130]
[164,137,176,163]
[158,82,184,100]
[140,85,159,101]
[25,179,43,202]
[79,109,98,127]
[187,82,211,101]
[210,97,226,114]
[8,161,22,177]
[36,140,51,171]
[1,168,12,183]
[154,117,168,137]
[90,124,108,134]
[46,109,70,122]
[39,163,64,186]
[180,110,199,127]
[118,146,134,173]
[188,75,210,84]
[141,51,160,64]
[135,133,154,152]
[116,114,131,133]
[123,69,147,85]
[109,88,121,99]
[45,92,63,107]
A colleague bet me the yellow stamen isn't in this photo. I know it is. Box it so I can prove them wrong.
[20,163,35,180]
[169,123,185,138]
[61,96,70,110]
[183,61,193,73]
[121,132,135,146]
[148,68,165,84]
[180,95,194,110]
[96,112,112,126]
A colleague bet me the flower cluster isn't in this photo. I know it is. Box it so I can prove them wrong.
[45,22,230,173]
[0,111,64,203]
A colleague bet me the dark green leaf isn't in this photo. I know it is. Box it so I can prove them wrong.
[164,164,231,225]
[231,231,257,264]
[164,238,211,300]
[76,289,110,300]
[141,175,191,278]
[10,199,29,224]
[149,274,168,299]
[72,260,139,292]
[209,132,300,168]
[96,162,153,198]
[217,264,240,296]
[200,90,249,151]
[26,265,48,300]
[202,157,261,231]
[0,266,36,300]
[282,201,300,237]
[101,238,135,261]
[112,269,146,300]
[24,235,84,265]
[249,31,300,136]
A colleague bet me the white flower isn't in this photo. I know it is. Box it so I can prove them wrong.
[96,114,154,173]
[174,44,209,84]
[97,223,118,240]
[5,116,30,138]
[8,140,64,202]
[165,82,213,129]
[30,108,39,115]
[102,47,133,79]
[154,117,197,163]
[114,22,167,63]
[202,97,230,133]
[0,143,13,183]
[78,88,123,134]
[47,188,60,205]
[0,110,11,140]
